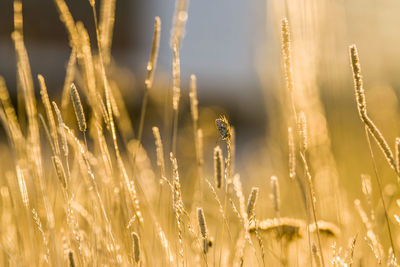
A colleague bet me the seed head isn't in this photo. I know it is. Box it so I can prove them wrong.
[215,115,231,141]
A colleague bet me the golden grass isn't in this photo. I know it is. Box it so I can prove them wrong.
[1,1,400,266]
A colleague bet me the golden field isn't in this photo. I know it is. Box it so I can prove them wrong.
[1,0,400,266]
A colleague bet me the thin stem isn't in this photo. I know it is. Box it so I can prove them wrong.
[171,108,179,155]
[364,127,396,258]
[137,89,148,144]
[300,152,325,267]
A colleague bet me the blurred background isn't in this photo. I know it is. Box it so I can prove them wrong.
[0,0,266,137]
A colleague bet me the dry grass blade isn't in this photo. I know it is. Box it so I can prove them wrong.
[205,178,232,241]
[51,156,67,189]
[31,208,50,264]
[0,76,24,150]
[152,126,166,181]
[53,0,79,49]
[61,49,76,111]
[13,0,43,180]
[346,235,357,267]
[63,125,119,262]
[39,114,56,156]
[196,128,204,165]
[145,16,161,90]
[52,101,69,158]
[16,166,29,208]
[349,44,397,175]
[246,187,259,221]
[76,22,97,106]
[232,174,246,219]
[354,199,384,263]
[99,0,116,65]
[39,74,60,156]
[171,41,181,154]
[190,75,203,196]
[361,174,375,222]
[137,16,161,143]
[300,152,325,267]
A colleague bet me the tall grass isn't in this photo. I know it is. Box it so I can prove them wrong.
[0,0,400,266]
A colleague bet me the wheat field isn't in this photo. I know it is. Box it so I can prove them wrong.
[1,0,400,266]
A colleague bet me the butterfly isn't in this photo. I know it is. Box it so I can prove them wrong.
[215,115,231,141]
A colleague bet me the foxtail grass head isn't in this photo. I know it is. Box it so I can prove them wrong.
[215,115,231,141]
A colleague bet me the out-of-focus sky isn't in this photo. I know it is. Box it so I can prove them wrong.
[0,0,267,133]
[0,0,265,96]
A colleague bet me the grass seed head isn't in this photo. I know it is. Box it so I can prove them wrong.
[70,83,87,132]
[215,115,231,141]
[197,207,209,254]
[246,187,259,221]
[132,232,140,263]
[214,145,223,189]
